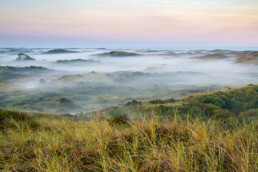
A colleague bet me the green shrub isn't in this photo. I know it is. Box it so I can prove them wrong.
[108,115,131,128]
[199,95,227,108]
[245,87,256,96]
[59,98,78,110]
[126,100,141,106]
[150,99,164,104]
[239,109,258,121]
[60,98,74,104]
[157,105,174,116]
[107,107,124,116]
[213,109,234,120]
[165,98,176,103]
[201,103,220,117]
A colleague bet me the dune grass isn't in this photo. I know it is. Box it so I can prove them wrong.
[1,110,257,171]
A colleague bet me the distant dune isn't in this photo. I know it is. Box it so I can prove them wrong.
[56,59,100,64]
[43,49,78,54]
[193,50,258,64]
[94,51,141,57]
[16,53,35,61]
[0,66,53,74]
[0,48,32,54]
[57,72,110,83]
[193,52,229,60]
[0,66,53,81]
[164,51,177,56]
[209,49,234,54]
[235,51,258,64]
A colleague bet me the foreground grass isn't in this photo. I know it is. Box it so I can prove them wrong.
[0,112,257,171]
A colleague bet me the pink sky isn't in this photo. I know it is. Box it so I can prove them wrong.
[0,0,258,47]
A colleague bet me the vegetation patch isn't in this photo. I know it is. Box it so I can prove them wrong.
[150,98,175,104]
[43,49,78,54]
[0,85,258,171]
[94,51,141,57]
[0,109,39,130]
[126,99,141,106]
[0,112,257,171]
[108,115,131,128]
[59,98,78,112]
[56,59,100,64]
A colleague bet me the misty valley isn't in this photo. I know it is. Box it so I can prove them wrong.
[2,0,258,170]
[0,48,257,114]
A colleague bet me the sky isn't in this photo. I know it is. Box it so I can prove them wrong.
[0,0,258,48]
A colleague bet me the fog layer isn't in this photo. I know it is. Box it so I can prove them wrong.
[0,48,257,113]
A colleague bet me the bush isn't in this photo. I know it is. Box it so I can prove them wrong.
[39,78,46,84]
[126,100,141,106]
[157,105,174,116]
[59,98,77,110]
[199,95,227,108]
[239,109,258,121]
[60,98,74,104]
[150,99,164,104]
[165,98,176,103]
[150,98,175,104]
[201,103,220,117]
[245,87,256,96]
[214,109,234,120]
[108,115,131,128]
[107,107,125,116]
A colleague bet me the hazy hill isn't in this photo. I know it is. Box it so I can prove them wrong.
[193,52,229,60]
[193,50,258,64]
[43,49,78,54]
[94,51,141,57]
[16,53,35,61]
[235,51,258,64]
[0,66,53,81]
[56,59,100,64]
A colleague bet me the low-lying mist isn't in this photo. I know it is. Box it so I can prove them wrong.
[0,48,257,113]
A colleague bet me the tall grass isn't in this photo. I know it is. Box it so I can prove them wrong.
[1,112,257,171]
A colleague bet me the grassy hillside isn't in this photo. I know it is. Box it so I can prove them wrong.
[101,84,258,123]
[0,85,257,171]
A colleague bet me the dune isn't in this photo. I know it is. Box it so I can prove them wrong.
[94,51,141,57]
[57,72,110,83]
[56,59,100,64]
[0,66,54,81]
[16,53,35,61]
[43,49,78,54]
[235,51,258,64]
[193,52,229,60]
